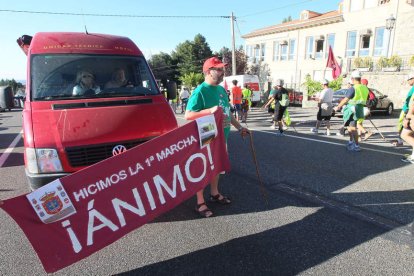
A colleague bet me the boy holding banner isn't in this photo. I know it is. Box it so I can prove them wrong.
[185,57,249,218]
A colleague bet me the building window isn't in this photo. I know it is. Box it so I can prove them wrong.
[280,44,288,61]
[346,31,357,57]
[315,38,324,59]
[325,33,335,58]
[289,39,296,60]
[246,45,253,62]
[374,27,388,56]
[260,43,266,62]
[273,41,279,61]
[305,36,314,59]
[254,46,260,63]
[359,35,370,56]
[364,0,378,8]
[379,0,390,4]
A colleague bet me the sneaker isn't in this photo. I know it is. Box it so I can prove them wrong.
[352,144,361,152]
[282,125,288,131]
[325,130,331,136]
[310,128,318,134]
[336,132,344,137]
[401,155,414,163]
[347,141,354,151]
[270,125,276,129]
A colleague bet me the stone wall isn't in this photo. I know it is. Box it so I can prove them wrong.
[352,72,412,109]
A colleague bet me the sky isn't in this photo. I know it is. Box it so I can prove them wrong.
[0,0,339,80]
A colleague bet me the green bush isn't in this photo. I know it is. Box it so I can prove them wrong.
[388,55,402,67]
[376,57,389,69]
[362,57,373,68]
[409,56,414,67]
[353,57,363,68]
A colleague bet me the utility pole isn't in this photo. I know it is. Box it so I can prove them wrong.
[231,12,236,76]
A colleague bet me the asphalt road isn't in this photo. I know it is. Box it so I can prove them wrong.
[1,106,414,275]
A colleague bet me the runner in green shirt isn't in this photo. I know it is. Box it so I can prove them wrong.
[185,57,249,218]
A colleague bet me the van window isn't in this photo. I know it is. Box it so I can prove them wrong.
[31,55,159,100]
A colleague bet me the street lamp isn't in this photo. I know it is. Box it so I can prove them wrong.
[385,14,396,57]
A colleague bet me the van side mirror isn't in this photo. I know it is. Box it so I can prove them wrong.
[166,81,177,100]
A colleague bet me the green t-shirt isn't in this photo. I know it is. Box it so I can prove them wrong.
[403,86,414,113]
[186,82,232,140]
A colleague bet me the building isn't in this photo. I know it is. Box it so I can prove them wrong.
[242,0,414,107]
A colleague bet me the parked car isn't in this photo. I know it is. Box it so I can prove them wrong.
[332,88,394,116]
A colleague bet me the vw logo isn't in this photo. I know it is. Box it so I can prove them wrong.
[112,145,127,156]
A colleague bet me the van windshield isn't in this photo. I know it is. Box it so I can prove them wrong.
[31,55,160,100]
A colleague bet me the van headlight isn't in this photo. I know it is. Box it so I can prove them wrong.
[26,148,63,174]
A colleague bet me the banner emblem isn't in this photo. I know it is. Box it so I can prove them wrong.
[41,192,63,215]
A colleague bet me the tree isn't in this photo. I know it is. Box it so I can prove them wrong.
[282,16,292,23]
[148,52,177,86]
[216,46,248,76]
[172,34,212,76]
[179,72,204,89]
[0,79,23,94]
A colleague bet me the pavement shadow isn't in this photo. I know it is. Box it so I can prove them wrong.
[120,207,384,276]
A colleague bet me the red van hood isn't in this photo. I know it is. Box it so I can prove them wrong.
[30,97,177,149]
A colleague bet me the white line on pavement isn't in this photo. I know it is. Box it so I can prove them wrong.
[0,131,23,168]
[253,129,406,157]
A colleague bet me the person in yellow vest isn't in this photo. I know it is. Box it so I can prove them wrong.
[241,83,252,122]
[333,70,369,152]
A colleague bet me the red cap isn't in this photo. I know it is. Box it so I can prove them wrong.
[203,57,227,73]
[361,78,368,85]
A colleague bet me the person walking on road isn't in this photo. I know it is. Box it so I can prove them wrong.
[185,57,249,218]
[310,79,333,135]
[401,78,414,163]
[179,87,190,114]
[241,83,252,123]
[264,79,289,135]
[333,70,369,152]
[230,79,243,121]
[394,73,414,147]
[356,78,373,141]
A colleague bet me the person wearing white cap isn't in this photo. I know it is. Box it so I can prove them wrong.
[394,73,414,147]
[310,79,333,135]
[333,70,369,151]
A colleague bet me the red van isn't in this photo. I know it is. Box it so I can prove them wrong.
[17,32,177,190]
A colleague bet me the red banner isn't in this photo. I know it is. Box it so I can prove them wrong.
[326,46,342,79]
[0,111,230,273]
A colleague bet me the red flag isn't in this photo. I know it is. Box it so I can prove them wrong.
[326,46,341,79]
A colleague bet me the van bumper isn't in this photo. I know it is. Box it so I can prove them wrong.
[25,169,71,191]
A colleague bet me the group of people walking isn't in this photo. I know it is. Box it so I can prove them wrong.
[181,55,414,218]
[229,80,253,123]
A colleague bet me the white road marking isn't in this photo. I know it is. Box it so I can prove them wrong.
[0,131,23,168]
[253,129,406,157]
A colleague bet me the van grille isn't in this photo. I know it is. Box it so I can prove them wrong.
[65,138,153,167]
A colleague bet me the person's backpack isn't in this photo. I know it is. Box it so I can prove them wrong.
[280,92,290,107]
[367,90,378,108]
